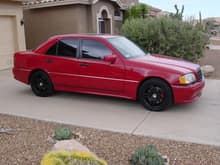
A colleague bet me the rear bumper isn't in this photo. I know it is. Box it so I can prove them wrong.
[13,68,31,84]
[172,80,205,104]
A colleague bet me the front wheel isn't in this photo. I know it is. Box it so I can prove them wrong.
[30,71,54,97]
[138,78,173,111]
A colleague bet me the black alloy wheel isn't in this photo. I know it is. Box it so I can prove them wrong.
[139,78,173,111]
[30,71,54,97]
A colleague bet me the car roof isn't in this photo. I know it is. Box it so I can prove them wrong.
[50,34,121,40]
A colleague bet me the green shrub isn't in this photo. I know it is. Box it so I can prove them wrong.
[41,150,107,165]
[54,127,72,141]
[121,17,209,61]
[130,145,164,165]
[125,3,148,20]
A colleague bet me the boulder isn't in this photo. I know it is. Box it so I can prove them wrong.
[52,139,90,152]
[201,65,215,77]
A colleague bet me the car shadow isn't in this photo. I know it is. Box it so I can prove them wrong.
[56,91,140,105]
[17,87,198,113]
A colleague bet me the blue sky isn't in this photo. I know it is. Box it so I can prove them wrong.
[140,0,220,19]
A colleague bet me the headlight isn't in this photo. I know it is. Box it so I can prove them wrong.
[179,73,196,85]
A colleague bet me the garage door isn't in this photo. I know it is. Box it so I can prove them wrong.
[0,16,18,70]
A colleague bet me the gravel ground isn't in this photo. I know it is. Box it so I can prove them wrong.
[0,114,220,165]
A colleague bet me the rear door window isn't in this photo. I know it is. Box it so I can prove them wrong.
[46,39,79,58]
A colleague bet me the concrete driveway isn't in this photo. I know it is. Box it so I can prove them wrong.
[1,69,220,146]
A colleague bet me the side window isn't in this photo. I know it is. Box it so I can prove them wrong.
[46,39,78,58]
[58,39,78,58]
[46,42,57,55]
[81,39,112,60]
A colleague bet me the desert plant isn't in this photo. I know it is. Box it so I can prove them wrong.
[121,17,209,61]
[41,150,107,165]
[125,3,148,20]
[130,145,164,165]
[170,4,184,21]
[54,127,72,141]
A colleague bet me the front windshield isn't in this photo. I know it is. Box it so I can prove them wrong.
[107,37,147,58]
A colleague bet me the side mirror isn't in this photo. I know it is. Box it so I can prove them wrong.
[104,55,117,64]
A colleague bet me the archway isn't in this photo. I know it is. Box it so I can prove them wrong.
[97,6,112,34]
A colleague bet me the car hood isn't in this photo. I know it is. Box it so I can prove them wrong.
[129,54,200,74]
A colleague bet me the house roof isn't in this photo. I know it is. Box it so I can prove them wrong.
[11,0,25,1]
[23,0,136,9]
[148,5,161,12]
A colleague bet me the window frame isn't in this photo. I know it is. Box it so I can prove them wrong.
[79,39,112,61]
[46,38,80,59]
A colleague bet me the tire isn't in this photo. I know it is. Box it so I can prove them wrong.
[30,71,54,97]
[138,78,173,111]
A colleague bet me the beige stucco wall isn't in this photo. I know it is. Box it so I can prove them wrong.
[114,20,123,34]
[24,5,90,49]
[0,1,26,51]
[24,0,124,49]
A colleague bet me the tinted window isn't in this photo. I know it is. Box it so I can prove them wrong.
[58,39,78,58]
[81,40,111,60]
[46,43,57,55]
[46,39,78,58]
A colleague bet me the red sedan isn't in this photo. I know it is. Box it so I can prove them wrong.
[13,34,205,111]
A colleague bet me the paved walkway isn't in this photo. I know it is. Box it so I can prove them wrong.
[1,69,220,146]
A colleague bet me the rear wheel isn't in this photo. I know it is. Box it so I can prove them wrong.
[30,71,54,97]
[138,78,173,111]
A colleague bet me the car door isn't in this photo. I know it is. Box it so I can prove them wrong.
[43,38,79,89]
[78,38,125,94]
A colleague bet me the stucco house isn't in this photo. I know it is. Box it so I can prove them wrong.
[0,0,26,70]
[23,0,138,49]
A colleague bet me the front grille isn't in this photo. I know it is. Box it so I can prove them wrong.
[197,68,203,81]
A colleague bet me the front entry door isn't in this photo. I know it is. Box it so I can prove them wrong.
[78,39,124,94]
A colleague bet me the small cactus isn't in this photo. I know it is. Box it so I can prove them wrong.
[130,145,165,165]
[54,127,72,141]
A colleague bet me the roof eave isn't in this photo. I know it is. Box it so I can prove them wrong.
[23,0,91,10]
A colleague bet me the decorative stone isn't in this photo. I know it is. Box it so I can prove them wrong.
[162,155,170,165]
[52,139,90,152]
[201,65,215,77]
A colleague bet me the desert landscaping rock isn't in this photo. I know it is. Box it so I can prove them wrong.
[201,65,215,77]
[53,139,90,152]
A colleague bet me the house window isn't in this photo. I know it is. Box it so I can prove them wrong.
[97,10,111,34]
[114,9,123,21]
[114,8,121,17]
[97,6,112,34]
[98,18,105,34]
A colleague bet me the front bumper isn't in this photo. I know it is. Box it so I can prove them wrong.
[172,80,205,104]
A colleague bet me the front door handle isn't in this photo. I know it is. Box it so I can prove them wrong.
[80,63,89,67]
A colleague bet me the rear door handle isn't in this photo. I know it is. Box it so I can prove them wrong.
[45,59,53,63]
[80,63,89,67]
